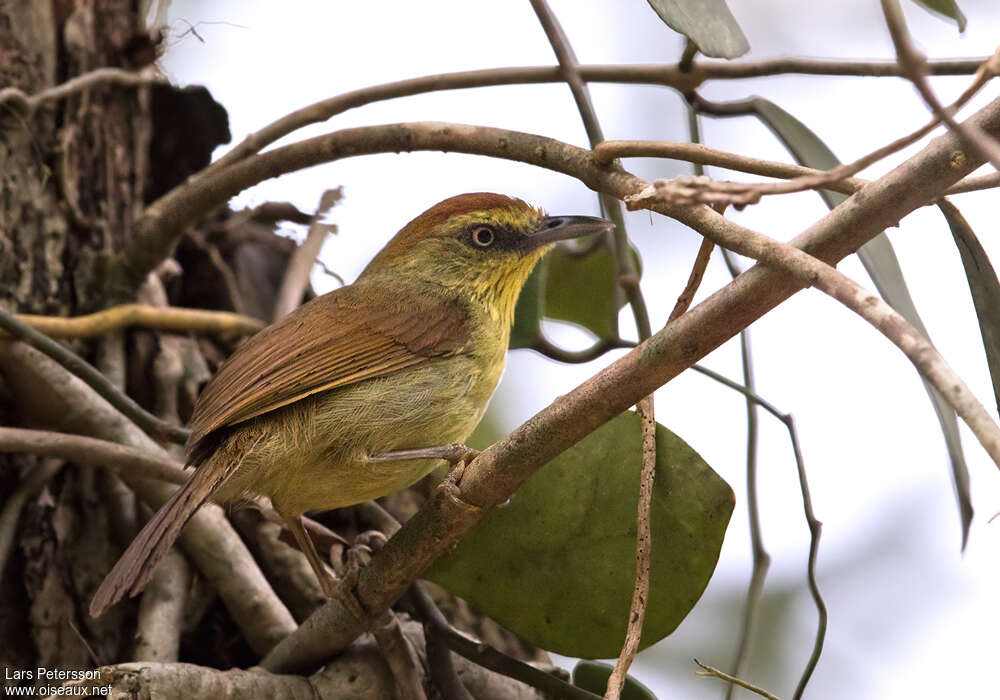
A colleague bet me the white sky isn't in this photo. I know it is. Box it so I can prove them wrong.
[161,1,1000,697]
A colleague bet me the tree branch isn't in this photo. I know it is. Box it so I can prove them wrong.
[0,309,190,444]
[526,7,653,694]
[259,98,1000,673]
[199,57,985,176]
[685,44,998,206]
[880,0,1000,171]
[594,139,1000,198]
[0,343,296,655]
[0,66,163,116]
[9,304,263,339]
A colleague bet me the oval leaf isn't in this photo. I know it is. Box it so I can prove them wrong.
[910,0,967,32]
[573,661,658,700]
[510,264,545,349]
[646,0,749,59]
[543,240,627,340]
[749,97,973,547]
[427,411,734,658]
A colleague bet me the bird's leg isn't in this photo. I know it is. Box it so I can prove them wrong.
[372,443,483,509]
[282,514,366,621]
[370,442,480,467]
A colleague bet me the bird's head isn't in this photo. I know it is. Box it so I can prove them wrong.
[361,193,613,325]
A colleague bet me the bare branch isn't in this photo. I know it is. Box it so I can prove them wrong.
[526,7,654,694]
[133,550,190,662]
[258,97,1000,673]
[408,584,597,700]
[595,139,1000,199]
[0,427,187,485]
[686,45,998,206]
[9,304,263,340]
[204,57,985,175]
[0,307,191,444]
[881,1,1000,171]
[694,659,780,700]
[272,188,342,320]
[626,195,1000,468]
[530,335,635,364]
[0,343,296,655]
[0,66,163,117]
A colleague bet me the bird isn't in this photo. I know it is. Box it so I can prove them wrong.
[90,192,613,619]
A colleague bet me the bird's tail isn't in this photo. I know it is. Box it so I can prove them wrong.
[89,458,228,618]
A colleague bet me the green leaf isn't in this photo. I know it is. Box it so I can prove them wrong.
[749,97,973,546]
[427,412,734,658]
[938,199,1000,416]
[572,661,658,700]
[646,0,749,59]
[510,264,544,349]
[543,240,625,340]
[910,0,967,32]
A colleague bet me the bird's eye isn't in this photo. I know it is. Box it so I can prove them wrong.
[471,226,495,248]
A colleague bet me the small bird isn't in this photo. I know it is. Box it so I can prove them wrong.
[90,192,612,618]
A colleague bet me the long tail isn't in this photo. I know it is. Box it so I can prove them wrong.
[89,460,227,618]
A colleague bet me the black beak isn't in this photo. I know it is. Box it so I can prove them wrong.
[523,215,615,250]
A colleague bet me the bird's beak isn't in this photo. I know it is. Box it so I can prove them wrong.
[522,215,615,250]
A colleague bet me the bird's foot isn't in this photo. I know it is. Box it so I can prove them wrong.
[370,442,480,467]
[316,559,366,622]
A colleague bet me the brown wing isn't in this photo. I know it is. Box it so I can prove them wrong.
[186,278,470,459]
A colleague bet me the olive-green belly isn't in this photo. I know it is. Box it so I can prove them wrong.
[213,353,501,516]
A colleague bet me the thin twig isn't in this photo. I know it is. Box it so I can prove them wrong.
[692,365,828,700]
[685,110,773,699]
[686,45,999,203]
[526,4,654,695]
[259,99,1000,673]
[0,309,190,444]
[0,427,187,485]
[946,171,1000,195]
[594,139,1000,198]
[530,335,635,363]
[641,200,1000,468]
[409,584,600,700]
[408,585,473,700]
[594,140,864,195]
[720,251,770,700]
[693,659,780,700]
[880,1,1000,171]
[201,57,984,176]
[188,230,248,317]
[11,304,263,339]
[371,611,428,700]
[0,345,296,654]
[787,414,826,700]
[672,238,715,318]
[0,66,163,116]
[272,187,342,321]
[116,116,1000,475]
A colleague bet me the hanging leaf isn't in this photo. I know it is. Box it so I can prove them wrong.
[514,241,641,347]
[572,661,658,700]
[543,240,638,340]
[427,411,734,658]
[909,0,967,32]
[938,199,1000,415]
[748,97,973,546]
[510,265,545,349]
[646,0,749,59]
